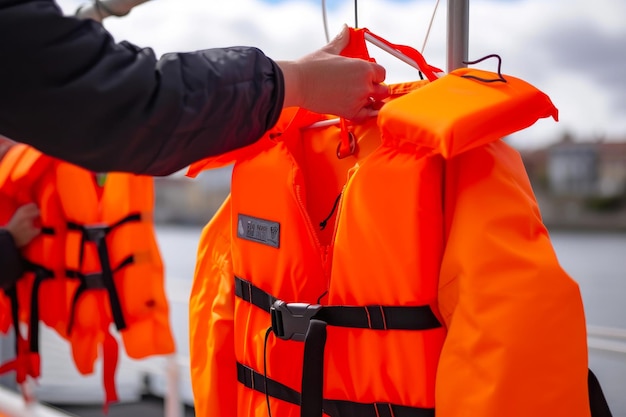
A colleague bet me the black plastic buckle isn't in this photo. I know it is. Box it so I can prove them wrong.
[270,300,322,341]
[84,272,106,289]
[83,224,108,242]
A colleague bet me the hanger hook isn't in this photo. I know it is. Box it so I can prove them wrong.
[321,0,330,42]
[461,54,507,83]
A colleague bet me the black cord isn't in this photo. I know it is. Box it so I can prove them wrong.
[354,0,358,28]
[263,327,273,417]
[461,54,507,83]
[319,192,342,230]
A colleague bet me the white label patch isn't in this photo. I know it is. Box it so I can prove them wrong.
[237,214,280,248]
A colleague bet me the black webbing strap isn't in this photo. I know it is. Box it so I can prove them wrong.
[41,226,55,235]
[234,276,442,331]
[322,400,435,417]
[301,319,326,417]
[588,369,613,417]
[237,362,301,406]
[66,212,141,332]
[66,254,134,334]
[234,276,277,313]
[236,362,435,417]
[23,260,55,353]
[234,276,441,417]
[4,286,19,353]
[314,305,441,330]
[3,224,53,363]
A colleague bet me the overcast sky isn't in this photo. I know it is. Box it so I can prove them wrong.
[56,0,626,150]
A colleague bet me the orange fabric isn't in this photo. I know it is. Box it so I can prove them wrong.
[188,27,589,417]
[377,74,586,416]
[435,140,589,416]
[378,67,558,158]
[188,196,238,417]
[190,90,446,417]
[0,334,40,382]
[102,330,120,407]
[352,28,443,81]
[0,144,61,385]
[0,296,10,334]
[0,145,175,405]
[55,163,175,370]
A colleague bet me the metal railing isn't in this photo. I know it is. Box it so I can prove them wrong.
[0,387,73,417]
[588,325,626,354]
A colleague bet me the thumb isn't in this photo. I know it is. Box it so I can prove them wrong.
[323,24,350,54]
[19,202,39,218]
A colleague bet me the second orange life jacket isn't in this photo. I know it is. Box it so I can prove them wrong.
[0,145,175,405]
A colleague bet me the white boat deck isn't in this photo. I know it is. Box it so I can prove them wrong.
[0,276,194,417]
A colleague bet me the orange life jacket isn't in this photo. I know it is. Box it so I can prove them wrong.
[0,145,175,405]
[0,143,63,388]
[187,28,590,417]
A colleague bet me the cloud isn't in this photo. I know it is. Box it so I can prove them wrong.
[56,0,626,149]
[541,22,626,112]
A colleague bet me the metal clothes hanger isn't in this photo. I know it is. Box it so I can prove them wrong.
[461,54,507,83]
[320,0,443,78]
[307,1,445,135]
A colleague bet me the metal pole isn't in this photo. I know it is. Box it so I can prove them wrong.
[0,335,16,392]
[164,355,183,417]
[446,0,469,72]
[75,0,151,22]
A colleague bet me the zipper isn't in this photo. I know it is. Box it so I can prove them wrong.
[324,185,347,298]
[293,181,342,305]
[319,192,343,231]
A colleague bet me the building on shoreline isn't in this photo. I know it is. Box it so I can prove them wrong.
[521,133,626,230]
[153,166,231,226]
[152,134,626,231]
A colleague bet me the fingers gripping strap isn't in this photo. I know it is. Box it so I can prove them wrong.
[340,27,442,82]
[360,28,442,81]
[340,28,374,61]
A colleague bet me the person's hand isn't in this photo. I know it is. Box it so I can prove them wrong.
[278,25,389,122]
[6,203,41,247]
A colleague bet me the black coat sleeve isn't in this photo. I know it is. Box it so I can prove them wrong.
[0,0,285,176]
[0,229,23,291]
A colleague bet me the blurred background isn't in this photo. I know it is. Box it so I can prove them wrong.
[54,0,626,229]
